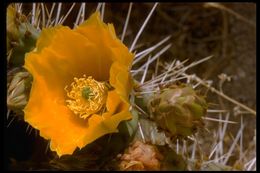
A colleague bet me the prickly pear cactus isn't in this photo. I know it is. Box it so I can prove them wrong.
[148,84,207,138]
[7,5,39,67]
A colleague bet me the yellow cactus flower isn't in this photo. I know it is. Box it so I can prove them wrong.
[23,12,134,157]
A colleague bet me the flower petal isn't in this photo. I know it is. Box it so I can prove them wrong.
[79,110,132,149]
[24,77,88,156]
[106,90,122,115]
[36,25,63,53]
[23,11,134,157]
[76,12,134,68]
[110,62,133,103]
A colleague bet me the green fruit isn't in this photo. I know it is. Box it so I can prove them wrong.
[148,85,207,138]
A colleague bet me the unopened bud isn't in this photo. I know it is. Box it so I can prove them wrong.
[148,84,207,138]
[7,71,32,115]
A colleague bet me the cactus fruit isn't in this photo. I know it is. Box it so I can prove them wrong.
[7,5,39,67]
[148,84,207,138]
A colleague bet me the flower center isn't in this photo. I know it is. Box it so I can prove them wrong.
[82,86,93,100]
[65,75,107,119]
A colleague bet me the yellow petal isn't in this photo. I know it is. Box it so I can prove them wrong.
[23,11,134,156]
[110,62,133,103]
[24,78,88,156]
[76,12,134,67]
[79,110,132,148]
[106,90,122,115]
[36,25,63,53]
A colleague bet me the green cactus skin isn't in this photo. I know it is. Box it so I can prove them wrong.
[7,5,40,67]
[148,85,207,138]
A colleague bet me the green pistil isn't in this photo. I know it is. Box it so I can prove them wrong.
[82,87,93,100]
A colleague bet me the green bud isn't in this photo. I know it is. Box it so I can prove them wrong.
[148,85,207,138]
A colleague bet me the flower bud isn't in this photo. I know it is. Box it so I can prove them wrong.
[7,71,32,115]
[148,84,207,138]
